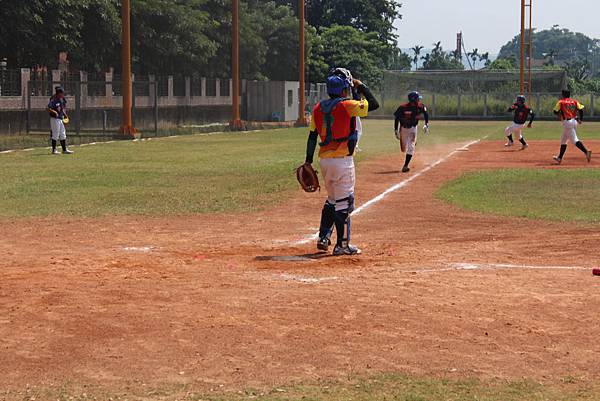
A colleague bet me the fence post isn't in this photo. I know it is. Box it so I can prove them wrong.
[201,77,206,97]
[483,94,488,117]
[457,93,462,117]
[590,94,595,117]
[535,94,541,116]
[26,81,31,134]
[131,76,136,128]
[168,75,174,99]
[185,76,191,105]
[79,71,88,108]
[75,80,81,135]
[20,68,30,109]
[215,78,221,97]
[431,93,436,118]
[154,80,158,133]
[105,71,113,105]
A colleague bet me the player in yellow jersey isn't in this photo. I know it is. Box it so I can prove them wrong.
[552,90,592,164]
[304,70,379,255]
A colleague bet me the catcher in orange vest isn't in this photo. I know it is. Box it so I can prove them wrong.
[552,90,592,164]
[304,71,379,255]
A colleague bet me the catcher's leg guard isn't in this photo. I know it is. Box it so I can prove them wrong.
[318,200,335,241]
[334,194,355,246]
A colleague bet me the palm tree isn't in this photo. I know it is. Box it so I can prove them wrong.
[479,52,491,68]
[468,48,479,69]
[411,45,424,70]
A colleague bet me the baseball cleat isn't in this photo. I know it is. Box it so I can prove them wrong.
[62,149,74,154]
[520,144,528,151]
[317,237,331,252]
[401,166,410,173]
[553,156,562,165]
[333,244,361,256]
[586,150,592,163]
[505,141,514,147]
[51,149,60,155]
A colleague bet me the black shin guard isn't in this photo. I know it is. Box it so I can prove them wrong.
[507,134,514,142]
[333,194,355,246]
[51,139,57,150]
[319,201,336,240]
[575,141,588,154]
[559,144,567,159]
[519,137,527,146]
[404,154,413,168]
[334,210,350,246]
[60,140,67,152]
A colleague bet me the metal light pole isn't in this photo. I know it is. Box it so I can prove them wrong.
[230,0,243,130]
[296,0,309,126]
[120,0,137,137]
[519,0,525,94]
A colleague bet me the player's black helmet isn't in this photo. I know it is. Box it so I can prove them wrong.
[408,91,421,103]
[516,95,526,104]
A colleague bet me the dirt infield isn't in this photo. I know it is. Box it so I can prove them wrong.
[1,140,599,397]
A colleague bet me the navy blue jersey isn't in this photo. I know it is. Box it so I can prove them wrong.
[48,96,67,118]
[394,102,429,129]
[508,103,534,125]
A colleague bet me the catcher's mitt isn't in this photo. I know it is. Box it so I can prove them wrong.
[296,163,320,193]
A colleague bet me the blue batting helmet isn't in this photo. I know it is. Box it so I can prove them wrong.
[327,75,350,96]
[408,91,422,102]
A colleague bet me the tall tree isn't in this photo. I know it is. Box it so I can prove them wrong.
[411,45,424,70]
[318,24,388,86]
[420,42,464,71]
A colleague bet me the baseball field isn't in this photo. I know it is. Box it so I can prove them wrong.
[1,120,600,401]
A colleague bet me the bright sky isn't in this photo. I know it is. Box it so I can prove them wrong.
[395,0,600,54]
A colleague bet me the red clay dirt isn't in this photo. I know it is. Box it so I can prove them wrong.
[1,139,599,399]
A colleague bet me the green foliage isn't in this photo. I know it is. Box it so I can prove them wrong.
[0,0,403,85]
[131,0,218,75]
[420,42,464,71]
[498,26,600,66]
[488,57,516,70]
[388,48,412,71]
[319,25,390,86]
[306,0,402,45]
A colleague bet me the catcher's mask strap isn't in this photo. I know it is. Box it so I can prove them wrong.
[319,97,348,146]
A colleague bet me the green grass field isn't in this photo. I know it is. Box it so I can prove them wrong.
[28,373,600,401]
[1,120,600,218]
[437,168,600,223]
[0,120,484,218]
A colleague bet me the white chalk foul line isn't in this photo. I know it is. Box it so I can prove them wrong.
[295,139,481,245]
[414,262,590,274]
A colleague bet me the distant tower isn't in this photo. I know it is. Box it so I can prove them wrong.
[456,32,463,59]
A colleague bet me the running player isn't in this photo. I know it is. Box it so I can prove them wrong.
[393,91,429,173]
[552,90,592,164]
[304,72,379,255]
[505,95,535,150]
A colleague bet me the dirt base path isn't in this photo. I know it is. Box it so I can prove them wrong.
[1,140,599,398]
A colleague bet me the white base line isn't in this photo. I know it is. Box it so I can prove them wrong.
[295,139,482,245]
[415,263,589,273]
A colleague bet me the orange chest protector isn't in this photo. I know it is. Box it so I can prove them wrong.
[313,98,357,146]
